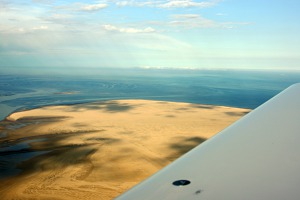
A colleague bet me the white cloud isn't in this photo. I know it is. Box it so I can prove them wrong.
[158,0,219,8]
[116,1,155,7]
[0,1,9,10]
[32,25,48,30]
[32,0,55,4]
[221,22,252,29]
[170,14,220,28]
[116,1,132,7]
[172,14,201,19]
[79,3,108,11]
[56,2,108,12]
[102,24,118,31]
[115,0,221,8]
[103,24,156,33]
[0,3,51,34]
[168,13,249,29]
[45,13,72,21]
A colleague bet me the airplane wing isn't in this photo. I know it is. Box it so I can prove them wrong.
[116,83,300,200]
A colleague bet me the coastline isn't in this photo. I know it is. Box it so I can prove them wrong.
[0,99,250,199]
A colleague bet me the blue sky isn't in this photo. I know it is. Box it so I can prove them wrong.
[1,0,300,71]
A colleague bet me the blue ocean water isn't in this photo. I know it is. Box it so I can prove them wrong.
[1,68,300,121]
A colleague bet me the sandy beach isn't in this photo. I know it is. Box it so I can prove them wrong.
[0,99,250,199]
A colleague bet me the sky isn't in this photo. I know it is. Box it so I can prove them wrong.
[1,0,300,72]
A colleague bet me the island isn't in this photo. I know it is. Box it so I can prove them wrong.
[0,100,250,199]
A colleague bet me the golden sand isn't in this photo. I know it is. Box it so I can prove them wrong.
[0,100,250,199]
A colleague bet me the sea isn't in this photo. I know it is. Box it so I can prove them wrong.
[1,68,300,121]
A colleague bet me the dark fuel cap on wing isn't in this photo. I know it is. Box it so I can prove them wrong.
[172,180,191,186]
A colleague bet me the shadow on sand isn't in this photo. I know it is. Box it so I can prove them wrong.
[60,101,137,113]
[0,116,120,180]
[225,111,250,117]
[167,136,206,161]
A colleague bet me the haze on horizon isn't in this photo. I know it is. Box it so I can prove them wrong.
[1,0,300,73]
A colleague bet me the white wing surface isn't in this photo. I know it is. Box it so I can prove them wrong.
[116,83,300,200]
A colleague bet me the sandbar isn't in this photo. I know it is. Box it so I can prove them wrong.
[0,99,250,199]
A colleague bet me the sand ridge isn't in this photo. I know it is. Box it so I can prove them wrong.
[0,99,250,199]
